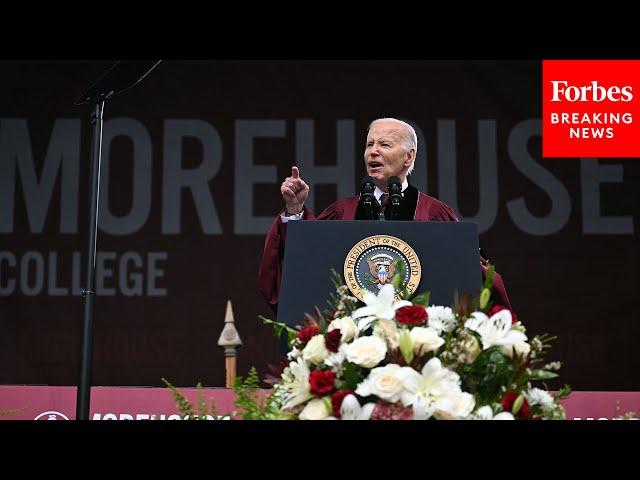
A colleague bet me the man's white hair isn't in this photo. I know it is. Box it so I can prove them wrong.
[367,118,417,175]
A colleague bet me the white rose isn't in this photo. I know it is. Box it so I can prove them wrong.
[299,398,331,420]
[345,336,387,368]
[373,319,400,349]
[501,340,531,359]
[328,316,357,343]
[434,392,476,420]
[355,364,409,403]
[302,335,329,365]
[410,327,444,355]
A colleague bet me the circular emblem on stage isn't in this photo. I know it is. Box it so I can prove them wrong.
[343,235,421,302]
[34,410,69,420]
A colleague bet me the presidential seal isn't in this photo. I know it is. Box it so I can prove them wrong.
[343,235,421,302]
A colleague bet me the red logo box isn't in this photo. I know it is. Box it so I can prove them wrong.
[542,60,640,158]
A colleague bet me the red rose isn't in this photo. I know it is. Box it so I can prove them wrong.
[331,389,354,418]
[501,390,531,419]
[297,326,320,345]
[325,329,341,353]
[396,305,428,326]
[488,305,518,325]
[309,370,336,396]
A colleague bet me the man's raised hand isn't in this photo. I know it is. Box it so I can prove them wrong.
[280,166,309,214]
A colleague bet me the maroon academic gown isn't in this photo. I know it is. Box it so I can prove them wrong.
[258,192,511,311]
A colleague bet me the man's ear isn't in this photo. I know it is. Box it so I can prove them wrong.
[404,149,416,168]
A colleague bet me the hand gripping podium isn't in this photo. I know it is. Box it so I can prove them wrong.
[277,221,482,326]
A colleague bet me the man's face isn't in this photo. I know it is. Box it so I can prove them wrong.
[364,121,415,190]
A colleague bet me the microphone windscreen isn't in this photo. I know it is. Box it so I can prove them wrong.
[387,176,401,187]
[388,176,402,193]
[361,175,375,185]
[361,175,376,193]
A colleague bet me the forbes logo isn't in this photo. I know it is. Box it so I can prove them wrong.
[550,80,633,102]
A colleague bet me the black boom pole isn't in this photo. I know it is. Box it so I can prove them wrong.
[75,60,161,420]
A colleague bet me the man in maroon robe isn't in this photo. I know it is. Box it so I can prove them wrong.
[259,118,511,312]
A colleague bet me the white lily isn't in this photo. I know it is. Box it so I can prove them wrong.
[464,310,527,350]
[281,357,314,410]
[286,346,301,360]
[339,394,376,420]
[352,284,412,331]
[323,344,347,372]
[399,357,464,420]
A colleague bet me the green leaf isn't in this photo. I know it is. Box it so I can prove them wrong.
[391,273,402,291]
[329,268,344,289]
[260,316,297,347]
[401,286,410,300]
[487,348,508,366]
[322,396,332,413]
[391,259,407,292]
[162,377,195,419]
[341,362,364,390]
[196,382,208,419]
[163,378,223,420]
[232,367,295,420]
[399,329,414,364]
[232,367,263,420]
[512,394,524,415]
[530,370,559,380]
[483,264,495,291]
[411,291,431,306]
[395,259,406,278]
[479,288,490,310]
[554,385,572,401]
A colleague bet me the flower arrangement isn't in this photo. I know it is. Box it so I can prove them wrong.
[261,266,570,420]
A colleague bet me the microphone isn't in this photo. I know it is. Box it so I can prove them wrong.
[387,176,402,207]
[361,175,376,206]
[384,176,402,220]
[358,175,380,220]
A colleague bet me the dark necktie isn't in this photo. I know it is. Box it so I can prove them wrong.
[379,193,389,206]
